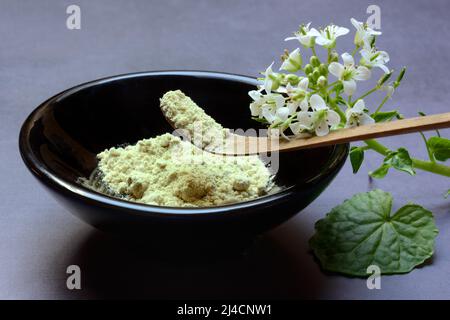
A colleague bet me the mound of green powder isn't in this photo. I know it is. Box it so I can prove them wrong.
[82,90,274,207]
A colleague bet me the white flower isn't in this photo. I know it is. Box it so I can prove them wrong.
[328,52,371,96]
[350,18,381,48]
[285,23,316,48]
[262,106,290,124]
[290,94,341,136]
[285,77,310,113]
[360,47,390,73]
[345,99,374,128]
[262,62,276,93]
[280,48,302,72]
[259,62,283,94]
[249,91,285,118]
[309,24,349,48]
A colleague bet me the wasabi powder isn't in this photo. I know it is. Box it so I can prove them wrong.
[82,91,274,207]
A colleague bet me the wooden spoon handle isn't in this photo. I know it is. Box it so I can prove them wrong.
[277,112,450,151]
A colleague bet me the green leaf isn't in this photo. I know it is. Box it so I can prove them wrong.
[371,110,402,123]
[309,189,438,276]
[349,146,365,174]
[370,148,415,179]
[428,136,450,162]
[385,148,415,175]
[369,164,390,178]
[251,117,269,124]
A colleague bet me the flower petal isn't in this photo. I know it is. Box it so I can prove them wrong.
[377,51,390,64]
[299,98,309,112]
[315,120,330,136]
[308,28,322,37]
[377,63,390,74]
[284,36,298,41]
[248,90,262,101]
[360,113,375,125]
[309,94,326,110]
[287,101,299,114]
[299,35,312,47]
[335,26,350,37]
[367,27,382,36]
[264,78,273,94]
[350,18,363,31]
[297,111,314,127]
[326,110,341,126]
[328,62,344,78]
[272,94,285,108]
[289,122,302,135]
[343,79,356,96]
[276,107,290,121]
[250,103,261,116]
[360,48,371,61]
[341,52,354,66]
[264,62,274,79]
[299,77,309,91]
[354,66,371,80]
[262,107,275,123]
[353,99,365,112]
[315,36,330,46]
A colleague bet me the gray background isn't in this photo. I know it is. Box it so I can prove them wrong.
[1,0,449,299]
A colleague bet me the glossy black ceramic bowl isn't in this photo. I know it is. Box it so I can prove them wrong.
[19,71,348,250]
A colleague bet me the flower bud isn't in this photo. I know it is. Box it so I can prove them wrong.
[270,79,281,91]
[310,56,320,67]
[334,82,344,91]
[317,76,327,88]
[319,63,328,76]
[393,67,406,88]
[293,90,306,101]
[329,50,339,63]
[286,74,300,86]
[312,69,321,81]
[304,64,313,75]
[377,71,392,87]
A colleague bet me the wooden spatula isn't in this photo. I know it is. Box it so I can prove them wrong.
[160,97,450,155]
[212,112,450,155]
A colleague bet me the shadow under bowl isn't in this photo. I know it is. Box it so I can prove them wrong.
[19,71,348,251]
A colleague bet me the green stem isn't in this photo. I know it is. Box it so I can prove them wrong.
[311,46,317,56]
[411,159,450,177]
[419,132,436,163]
[353,87,378,103]
[364,139,450,177]
[374,95,389,113]
[351,46,359,58]
[364,139,389,154]
[325,80,339,89]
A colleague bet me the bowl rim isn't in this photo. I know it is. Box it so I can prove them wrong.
[19,70,349,216]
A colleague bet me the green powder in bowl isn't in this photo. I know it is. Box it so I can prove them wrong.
[81,90,275,207]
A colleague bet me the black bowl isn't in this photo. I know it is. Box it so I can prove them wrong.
[19,71,348,251]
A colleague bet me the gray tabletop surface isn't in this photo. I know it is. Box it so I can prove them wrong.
[1,0,449,299]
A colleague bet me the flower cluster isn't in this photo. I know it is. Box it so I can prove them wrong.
[249,18,402,138]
